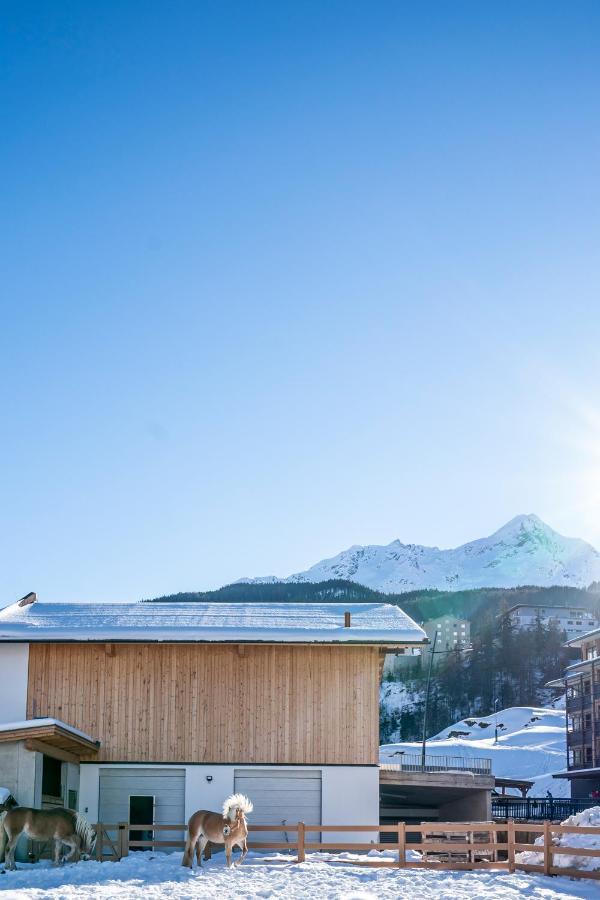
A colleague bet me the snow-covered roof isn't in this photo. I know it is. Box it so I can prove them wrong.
[565,624,600,647]
[0,600,426,645]
[0,717,97,744]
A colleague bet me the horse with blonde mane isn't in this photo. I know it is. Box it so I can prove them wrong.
[1,807,95,870]
[182,793,253,869]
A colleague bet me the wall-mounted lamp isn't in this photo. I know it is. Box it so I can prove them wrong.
[206,775,213,782]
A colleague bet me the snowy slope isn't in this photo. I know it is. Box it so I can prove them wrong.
[240,514,600,593]
[380,705,569,797]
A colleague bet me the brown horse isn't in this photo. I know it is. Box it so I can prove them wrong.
[2,807,95,870]
[182,793,253,869]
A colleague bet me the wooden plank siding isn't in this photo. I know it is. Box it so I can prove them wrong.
[26,643,379,764]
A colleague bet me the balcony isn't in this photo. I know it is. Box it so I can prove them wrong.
[566,692,593,710]
[567,729,592,747]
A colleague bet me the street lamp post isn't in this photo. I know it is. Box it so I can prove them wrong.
[420,635,473,772]
[421,628,438,771]
[494,697,500,744]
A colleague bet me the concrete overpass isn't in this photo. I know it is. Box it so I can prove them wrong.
[380,755,494,826]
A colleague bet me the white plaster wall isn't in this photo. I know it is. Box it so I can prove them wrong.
[80,764,380,843]
[321,767,380,843]
[0,644,29,723]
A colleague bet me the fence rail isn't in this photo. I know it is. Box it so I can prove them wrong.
[381,754,492,775]
[89,820,600,881]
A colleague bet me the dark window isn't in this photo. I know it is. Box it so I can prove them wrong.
[129,795,154,846]
[42,755,62,799]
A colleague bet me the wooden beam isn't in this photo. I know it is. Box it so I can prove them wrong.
[24,739,79,764]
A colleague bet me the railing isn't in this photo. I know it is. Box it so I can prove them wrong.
[381,754,492,775]
[567,729,593,746]
[492,798,597,821]
[89,820,600,880]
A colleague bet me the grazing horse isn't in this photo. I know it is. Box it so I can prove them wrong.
[2,807,95,870]
[182,793,253,869]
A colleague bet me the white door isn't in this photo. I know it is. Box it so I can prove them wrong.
[234,769,321,843]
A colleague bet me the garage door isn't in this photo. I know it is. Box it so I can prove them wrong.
[234,769,321,843]
[98,768,185,847]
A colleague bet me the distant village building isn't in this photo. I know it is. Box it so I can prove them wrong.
[503,604,597,640]
[383,614,470,675]
[549,625,600,800]
[423,615,471,665]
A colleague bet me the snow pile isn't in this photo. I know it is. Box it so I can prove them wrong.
[0,788,11,804]
[1,849,599,899]
[381,706,569,796]
[241,514,600,592]
[516,806,600,872]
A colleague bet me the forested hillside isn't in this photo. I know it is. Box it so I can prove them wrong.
[381,614,574,743]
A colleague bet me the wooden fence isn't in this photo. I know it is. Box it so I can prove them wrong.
[89,820,600,881]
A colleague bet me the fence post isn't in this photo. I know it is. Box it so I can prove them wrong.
[118,823,129,859]
[507,819,515,873]
[297,822,305,863]
[95,824,103,862]
[543,820,551,876]
[397,821,406,868]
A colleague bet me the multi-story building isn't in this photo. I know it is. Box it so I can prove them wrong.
[503,604,597,640]
[422,615,470,664]
[551,626,600,799]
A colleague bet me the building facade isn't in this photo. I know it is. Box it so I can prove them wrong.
[422,615,470,665]
[0,597,426,854]
[554,627,600,799]
[504,605,597,640]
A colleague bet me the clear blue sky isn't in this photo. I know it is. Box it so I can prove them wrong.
[2,2,600,603]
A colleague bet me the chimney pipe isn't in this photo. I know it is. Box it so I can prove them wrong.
[18,592,37,608]
[344,611,351,628]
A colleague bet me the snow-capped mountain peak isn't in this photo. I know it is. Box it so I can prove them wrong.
[239,515,600,593]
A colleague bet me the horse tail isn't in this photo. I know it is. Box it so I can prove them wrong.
[222,793,253,822]
[73,812,96,854]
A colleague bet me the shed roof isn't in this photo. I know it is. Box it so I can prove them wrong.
[0,718,100,757]
[0,600,426,645]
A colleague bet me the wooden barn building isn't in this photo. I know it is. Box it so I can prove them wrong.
[0,597,426,842]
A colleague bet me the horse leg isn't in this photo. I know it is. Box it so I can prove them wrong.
[53,838,63,866]
[63,835,81,864]
[182,832,197,868]
[196,835,207,867]
[237,839,248,866]
[225,839,233,868]
[5,834,19,871]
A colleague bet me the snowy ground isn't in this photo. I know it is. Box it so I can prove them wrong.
[381,706,569,797]
[1,850,599,900]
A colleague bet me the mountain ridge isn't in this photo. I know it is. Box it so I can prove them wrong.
[238,514,600,593]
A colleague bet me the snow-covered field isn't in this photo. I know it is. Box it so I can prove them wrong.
[1,850,599,900]
[381,706,569,797]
